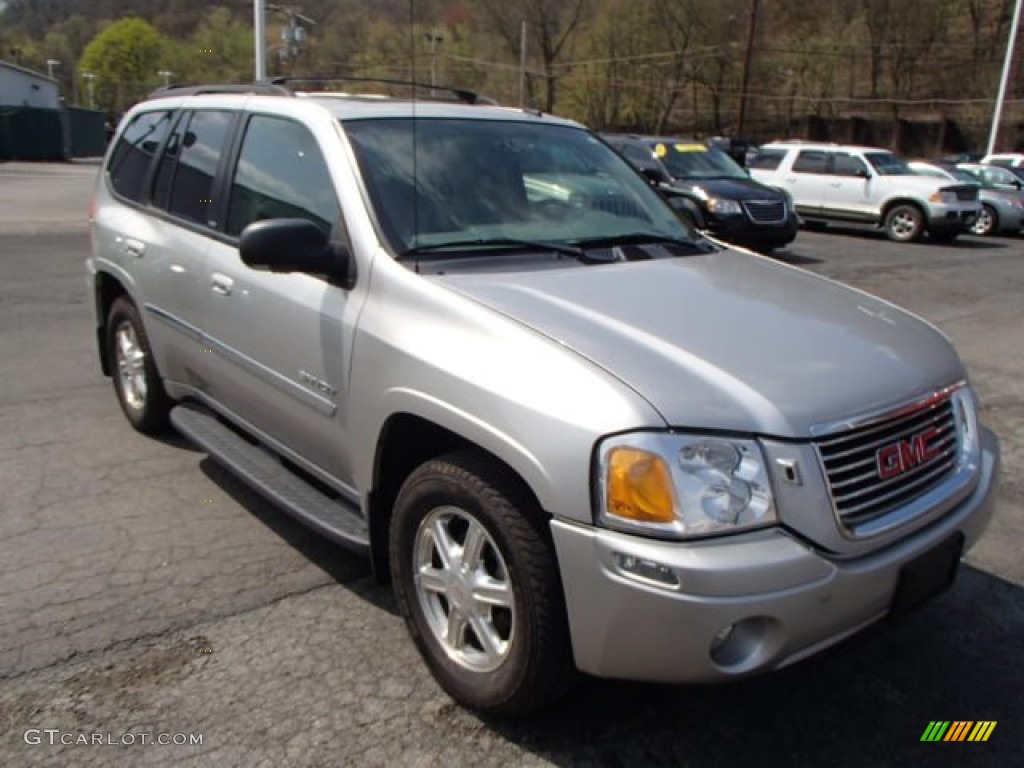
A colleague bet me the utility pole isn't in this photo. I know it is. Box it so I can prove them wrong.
[987,0,1023,155]
[519,20,527,108]
[254,0,267,80]
[736,0,759,136]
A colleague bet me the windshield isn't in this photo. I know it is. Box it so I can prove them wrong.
[655,142,748,180]
[343,118,694,255]
[865,152,913,176]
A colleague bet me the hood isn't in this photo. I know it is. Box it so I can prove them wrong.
[670,176,784,201]
[435,250,964,437]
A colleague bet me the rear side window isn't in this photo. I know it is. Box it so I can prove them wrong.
[747,149,784,170]
[226,115,340,237]
[166,110,233,226]
[107,111,173,203]
[792,151,828,174]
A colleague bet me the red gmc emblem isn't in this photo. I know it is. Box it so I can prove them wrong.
[876,427,943,479]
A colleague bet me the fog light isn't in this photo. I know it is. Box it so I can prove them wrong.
[612,552,679,587]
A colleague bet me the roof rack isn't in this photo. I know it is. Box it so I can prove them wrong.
[146,82,293,99]
[267,76,494,105]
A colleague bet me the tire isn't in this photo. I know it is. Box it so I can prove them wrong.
[970,204,998,236]
[884,204,925,242]
[106,296,172,434]
[389,451,575,716]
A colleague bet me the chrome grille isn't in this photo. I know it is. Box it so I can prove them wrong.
[815,394,959,532]
[743,199,786,224]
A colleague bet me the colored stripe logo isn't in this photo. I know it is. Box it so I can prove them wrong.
[921,721,997,742]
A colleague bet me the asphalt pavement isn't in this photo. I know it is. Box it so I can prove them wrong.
[0,162,1020,767]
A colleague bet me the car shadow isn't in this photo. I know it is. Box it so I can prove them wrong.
[810,224,1008,249]
[197,457,377,590]
[478,564,1020,767]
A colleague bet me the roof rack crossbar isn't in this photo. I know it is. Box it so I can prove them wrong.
[267,76,492,105]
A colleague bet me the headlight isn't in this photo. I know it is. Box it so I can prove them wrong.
[928,189,958,205]
[596,433,777,538]
[706,197,743,215]
[951,386,981,466]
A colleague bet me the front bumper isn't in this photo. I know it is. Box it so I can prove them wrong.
[551,427,998,683]
[927,204,979,235]
[706,211,800,249]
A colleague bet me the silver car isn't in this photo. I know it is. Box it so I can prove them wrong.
[910,161,1024,236]
[88,82,999,715]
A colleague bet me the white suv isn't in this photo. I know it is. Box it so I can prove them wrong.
[750,142,980,242]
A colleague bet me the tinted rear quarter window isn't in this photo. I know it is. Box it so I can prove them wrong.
[107,110,173,203]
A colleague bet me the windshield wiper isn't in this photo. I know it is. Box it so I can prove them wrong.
[397,237,618,264]
[569,232,714,252]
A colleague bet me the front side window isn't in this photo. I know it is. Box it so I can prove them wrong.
[792,151,828,174]
[226,115,340,237]
[166,110,233,226]
[865,152,912,176]
[107,110,173,203]
[344,118,691,255]
[832,153,868,177]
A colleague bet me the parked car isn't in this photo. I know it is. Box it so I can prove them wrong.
[958,162,1024,192]
[749,142,980,242]
[910,161,1024,236]
[89,82,999,715]
[980,152,1024,168]
[604,134,799,252]
[934,152,985,165]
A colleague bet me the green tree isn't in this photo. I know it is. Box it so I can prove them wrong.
[79,17,167,113]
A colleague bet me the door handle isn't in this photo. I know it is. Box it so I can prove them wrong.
[116,236,146,258]
[210,273,234,296]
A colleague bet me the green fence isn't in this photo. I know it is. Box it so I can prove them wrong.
[0,106,106,161]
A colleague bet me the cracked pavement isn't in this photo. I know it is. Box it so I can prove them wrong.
[0,163,1020,766]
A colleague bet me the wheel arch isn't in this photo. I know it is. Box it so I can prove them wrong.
[94,270,129,377]
[881,197,927,222]
[367,412,548,583]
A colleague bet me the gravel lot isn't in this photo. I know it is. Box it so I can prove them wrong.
[0,162,1020,767]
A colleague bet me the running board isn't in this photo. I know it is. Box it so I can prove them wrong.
[170,404,370,554]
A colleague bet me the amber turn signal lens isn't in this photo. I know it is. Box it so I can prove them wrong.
[606,447,676,523]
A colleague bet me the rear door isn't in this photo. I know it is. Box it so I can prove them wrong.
[199,112,358,487]
[781,149,831,216]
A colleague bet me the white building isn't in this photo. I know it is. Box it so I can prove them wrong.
[0,60,60,109]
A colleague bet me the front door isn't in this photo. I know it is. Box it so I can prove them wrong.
[199,113,357,487]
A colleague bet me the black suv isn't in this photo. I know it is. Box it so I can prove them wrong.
[605,135,799,251]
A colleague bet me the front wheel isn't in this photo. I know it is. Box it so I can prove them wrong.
[884,204,925,242]
[389,451,575,715]
[970,204,998,236]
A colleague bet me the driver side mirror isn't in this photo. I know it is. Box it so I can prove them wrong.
[641,167,669,185]
[856,168,872,179]
[239,218,356,289]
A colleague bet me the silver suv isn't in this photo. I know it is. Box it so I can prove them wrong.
[89,82,999,715]
[750,142,980,242]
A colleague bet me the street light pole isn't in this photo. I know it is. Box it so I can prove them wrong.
[987,0,1023,155]
[81,71,97,109]
[254,0,267,80]
[46,59,60,79]
[158,70,174,88]
[424,31,444,91]
[736,0,759,136]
